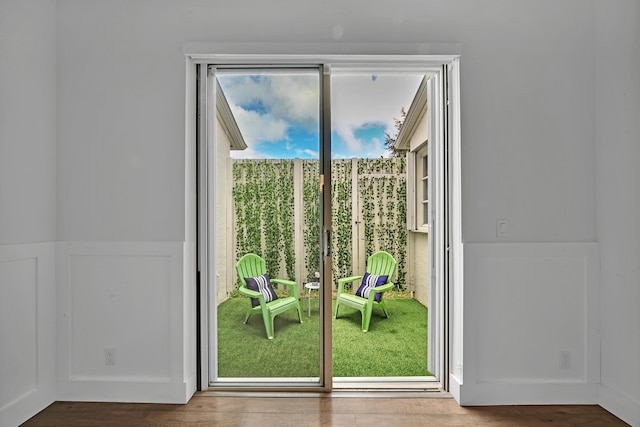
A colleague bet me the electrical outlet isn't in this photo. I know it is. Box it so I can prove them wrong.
[105,348,116,366]
[496,219,508,237]
[559,351,571,369]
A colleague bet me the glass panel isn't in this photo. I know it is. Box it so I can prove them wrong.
[331,73,431,384]
[423,177,429,201]
[422,154,428,178]
[212,69,321,384]
[423,201,429,226]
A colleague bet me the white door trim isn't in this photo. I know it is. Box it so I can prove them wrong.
[185,45,462,393]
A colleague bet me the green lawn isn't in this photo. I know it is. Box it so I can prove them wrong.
[216,296,430,378]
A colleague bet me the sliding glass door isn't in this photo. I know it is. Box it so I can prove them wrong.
[329,71,434,388]
[206,66,329,388]
[197,56,454,391]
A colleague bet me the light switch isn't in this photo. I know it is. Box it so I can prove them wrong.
[497,219,508,237]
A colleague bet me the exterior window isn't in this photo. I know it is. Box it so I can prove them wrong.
[407,143,429,233]
[421,153,429,228]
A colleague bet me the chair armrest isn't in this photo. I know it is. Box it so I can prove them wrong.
[271,279,299,298]
[271,278,296,287]
[238,286,263,300]
[367,282,395,301]
[337,275,363,294]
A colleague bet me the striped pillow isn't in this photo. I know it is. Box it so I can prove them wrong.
[245,274,279,307]
[355,272,388,302]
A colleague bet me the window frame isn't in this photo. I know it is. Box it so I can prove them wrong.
[418,143,429,232]
[407,141,429,233]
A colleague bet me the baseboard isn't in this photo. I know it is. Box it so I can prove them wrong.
[57,379,192,404]
[185,372,198,402]
[598,383,640,427]
[0,388,55,427]
[449,373,462,403]
[457,383,598,406]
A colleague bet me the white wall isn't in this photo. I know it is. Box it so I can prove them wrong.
[0,0,57,244]
[0,0,627,423]
[215,119,233,303]
[595,1,640,425]
[407,103,430,307]
[0,243,57,427]
[56,242,190,403]
[456,5,596,243]
[461,242,600,404]
[0,1,57,425]
[55,0,198,405]
[440,1,600,406]
[411,234,429,306]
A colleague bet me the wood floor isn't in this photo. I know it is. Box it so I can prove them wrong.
[22,392,629,426]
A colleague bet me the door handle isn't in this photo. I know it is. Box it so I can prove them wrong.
[324,229,331,257]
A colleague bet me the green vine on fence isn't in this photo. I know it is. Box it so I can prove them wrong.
[233,157,407,291]
[303,160,320,281]
[331,160,353,286]
[262,161,280,276]
[281,163,295,281]
[359,176,376,260]
[396,175,407,287]
[233,160,296,285]
[357,158,407,290]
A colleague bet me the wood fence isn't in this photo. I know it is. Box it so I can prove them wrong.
[232,157,407,291]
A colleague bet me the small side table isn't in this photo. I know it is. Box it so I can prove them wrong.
[304,282,320,317]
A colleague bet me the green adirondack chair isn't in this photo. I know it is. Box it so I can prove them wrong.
[236,253,302,339]
[334,251,397,332]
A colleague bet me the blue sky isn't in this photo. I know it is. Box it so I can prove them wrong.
[217,72,423,159]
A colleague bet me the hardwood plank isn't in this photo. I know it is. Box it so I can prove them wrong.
[143,411,356,427]
[21,395,629,427]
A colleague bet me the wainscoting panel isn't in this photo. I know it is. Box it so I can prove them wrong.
[57,242,191,403]
[0,243,56,427]
[460,242,600,405]
[0,258,38,406]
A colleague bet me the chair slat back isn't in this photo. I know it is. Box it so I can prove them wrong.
[366,251,397,278]
[236,253,267,284]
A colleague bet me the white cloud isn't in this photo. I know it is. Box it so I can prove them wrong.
[298,148,319,158]
[331,75,423,153]
[219,72,424,159]
[268,75,319,129]
[363,137,391,158]
[330,140,390,159]
[230,145,274,159]
[342,137,391,159]
[219,73,319,130]
[231,106,289,145]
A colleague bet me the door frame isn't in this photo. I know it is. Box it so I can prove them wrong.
[186,44,462,393]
